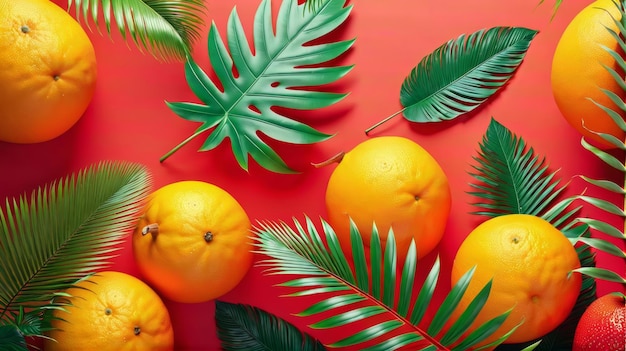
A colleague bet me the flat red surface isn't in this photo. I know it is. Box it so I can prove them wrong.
[2,0,625,350]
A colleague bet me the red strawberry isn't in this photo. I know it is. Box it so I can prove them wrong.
[573,292,625,351]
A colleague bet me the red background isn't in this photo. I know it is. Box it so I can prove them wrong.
[1,0,625,350]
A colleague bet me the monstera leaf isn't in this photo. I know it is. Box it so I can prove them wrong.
[467,118,598,350]
[253,217,531,350]
[215,301,327,351]
[161,0,354,173]
[0,162,151,350]
[365,27,537,134]
[67,0,206,61]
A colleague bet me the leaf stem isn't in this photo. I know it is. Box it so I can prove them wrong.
[364,108,406,135]
[159,130,205,163]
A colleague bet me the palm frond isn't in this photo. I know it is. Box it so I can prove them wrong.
[0,161,151,336]
[67,0,206,62]
[468,117,571,220]
[215,300,327,351]
[253,216,521,350]
[467,119,599,350]
[564,0,626,289]
[401,27,537,123]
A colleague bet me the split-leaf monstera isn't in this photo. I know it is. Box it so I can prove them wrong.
[161,0,355,174]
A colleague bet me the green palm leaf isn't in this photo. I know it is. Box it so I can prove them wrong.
[365,27,537,134]
[467,118,598,350]
[565,0,626,288]
[161,0,354,173]
[0,161,151,347]
[67,0,206,62]
[253,216,524,350]
[215,300,327,351]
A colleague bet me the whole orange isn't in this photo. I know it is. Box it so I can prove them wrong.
[133,181,253,303]
[324,136,451,261]
[450,214,582,349]
[551,0,624,148]
[44,271,174,351]
[573,293,626,351]
[0,0,97,144]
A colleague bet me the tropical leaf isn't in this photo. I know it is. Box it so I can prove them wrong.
[253,216,527,351]
[365,27,537,134]
[564,0,626,288]
[0,161,151,345]
[0,324,27,351]
[67,0,206,62]
[537,0,565,20]
[215,300,327,351]
[467,119,598,350]
[161,0,354,173]
[468,117,571,219]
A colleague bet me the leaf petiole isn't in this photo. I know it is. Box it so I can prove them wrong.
[159,129,206,163]
[364,108,406,135]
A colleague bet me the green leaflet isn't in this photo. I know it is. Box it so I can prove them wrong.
[162,0,355,173]
[253,217,516,350]
[67,0,206,62]
[215,301,327,351]
[366,27,537,134]
[0,161,151,347]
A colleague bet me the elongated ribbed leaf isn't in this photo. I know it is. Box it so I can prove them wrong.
[215,301,326,351]
[67,0,206,61]
[365,27,537,134]
[468,117,570,219]
[253,217,520,350]
[162,0,354,173]
[400,26,536,123]
[0,161,151,345]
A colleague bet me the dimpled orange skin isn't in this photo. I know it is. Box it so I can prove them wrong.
[450,214,582,349]
[44,271,174,351]
[0,0,97,143]
[325,136,451,261]
[573,293,626,351]
[133,181,253,303]
[551,0,624,149]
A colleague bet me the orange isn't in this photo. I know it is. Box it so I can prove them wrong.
[0,0,97,144]
[44,271,174,351]
[324,136,451,261]
[132,180,254,303]
[450,214,582,349]
[551,0,624,148]
[573,293,626,351]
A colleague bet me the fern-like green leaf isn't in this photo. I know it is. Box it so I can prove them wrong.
[215,300,327,351]
[565,0,626,290]
[0,161,151,343]
[468,117,569,218]
[401,27,537,123]
[253,217,519,350]
[365,27,537,134]
[67,0,206,62]
[467,119,599,350]
[161,0,354,173]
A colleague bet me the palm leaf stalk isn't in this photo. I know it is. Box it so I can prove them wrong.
[253,216,530,351]
[66,0,207,62]
[467,118,598,350]
[364,26,537,135]
[565,0,626,288]
[0,161,152,349]
[161,0,354,173]
[215,300,327,351]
